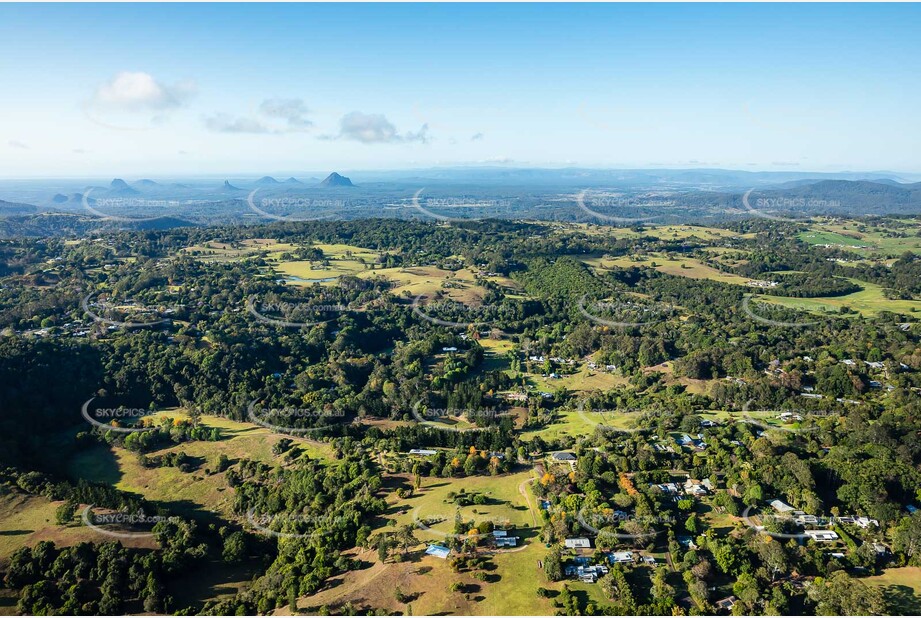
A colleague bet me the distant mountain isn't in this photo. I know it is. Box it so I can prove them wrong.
[750,180,921,216]
[136,179,160,187]
[255,176,281,186]
[221,180,243,192]
[0,199,39,217]
[284,177,303,184]
[109,178,140,196]
[319,172,354,187]
[52,193,68,203]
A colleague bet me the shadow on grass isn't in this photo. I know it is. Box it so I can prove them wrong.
[882,584,921,614]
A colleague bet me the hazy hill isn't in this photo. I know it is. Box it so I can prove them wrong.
[319,172,354,187]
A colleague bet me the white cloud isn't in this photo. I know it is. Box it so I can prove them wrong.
[333,112,429,144]
[204,98,313,134]
[259,98,313,129]
[8,140,29,149]
[91,71,196,111]
[203,114,271,134]
[471,132,484,141]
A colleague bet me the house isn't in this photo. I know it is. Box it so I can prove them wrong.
[552,452,576,462]
[677,536,697,549]
[442,346,458,353]
[495,536,518,547]
[854,517,879,528]
[805,530,839,542]
[651,483,680,495]
[715,596,737,611]
[794,514,819,525]
[770,500,795,514]
[564,537,591,549]
[608,551,634,563]
[684,479,708,496]
[409,449,437,456]
[425,544,451,559]
[565,563,609,582]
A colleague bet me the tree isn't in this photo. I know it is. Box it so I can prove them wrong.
[55,501,76,526]
[543,546,563,581]
[222,531,247,563]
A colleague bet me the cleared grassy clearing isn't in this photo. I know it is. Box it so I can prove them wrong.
[865,567,921,614]
[583,254,751,285]
[753,279,921,317]
[801,221,921,257]
[382,469,539,541]
[0,493,157,562]
[69,411,333,519]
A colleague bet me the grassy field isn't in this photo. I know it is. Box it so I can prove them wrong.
[291,468,610,616]
[382,469,540,539]
[753,279,921,317]
[552,222,754,242]
[181,238,300,262]
[0,493,157,563]
[582,254,752,285]
[69,411,333,520]
[865,567,921,614]
[524,407,646,441]
[800,221,921,258]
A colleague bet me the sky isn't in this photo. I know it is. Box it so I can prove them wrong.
[0,3,919,177]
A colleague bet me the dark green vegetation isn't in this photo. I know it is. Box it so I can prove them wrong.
[0,215,920,615]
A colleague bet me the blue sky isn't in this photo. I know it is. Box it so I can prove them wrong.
[1,3,919,177]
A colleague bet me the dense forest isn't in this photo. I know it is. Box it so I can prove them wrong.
[0,215,919,615]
